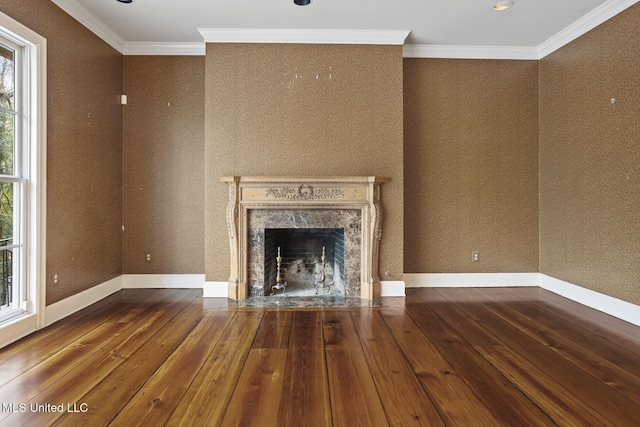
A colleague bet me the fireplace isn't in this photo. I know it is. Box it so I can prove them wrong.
[221,176,389,300]
[263,228,345,296]
[248,210,359,297]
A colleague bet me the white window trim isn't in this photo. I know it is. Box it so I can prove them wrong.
[0,11,46,347]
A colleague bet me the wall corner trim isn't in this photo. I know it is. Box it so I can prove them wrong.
[537,0,640,59]
[44,275,124,327]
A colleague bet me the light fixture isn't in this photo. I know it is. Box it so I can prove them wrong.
[492,0,514,10]
[117,0,134,3]
[294,0,311,5]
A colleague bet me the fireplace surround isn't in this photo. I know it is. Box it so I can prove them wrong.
[221,176,389,300]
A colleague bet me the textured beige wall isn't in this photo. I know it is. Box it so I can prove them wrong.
[123,56,205,274]
[204,44,404,282]
[404,59,539,273]
[540,3,640,305]
[0,0,123,304]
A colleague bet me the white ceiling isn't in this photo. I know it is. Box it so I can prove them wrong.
[51,0,638,59]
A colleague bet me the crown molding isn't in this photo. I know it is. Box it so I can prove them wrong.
[50,0,126,54]
[124,42,206,56]
[537,0,639,59]
[198,28,411,45]
[52,0,639,59]
[403,44,540,60]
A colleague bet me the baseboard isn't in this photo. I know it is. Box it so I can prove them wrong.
[122,274,205,289]
[380,281,405,297]
[404,273,540,288]
[203,281,229,297]
[31,272,640,333]
[0,313,38,349]
[540,274,640,327]
[44,275,124,327]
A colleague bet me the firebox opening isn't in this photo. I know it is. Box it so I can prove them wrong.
[264,228,345,297]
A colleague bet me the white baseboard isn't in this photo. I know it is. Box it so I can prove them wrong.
[540,274,640,327]
[0,313,38,349]
[203,281,229,297]
[23,272,640,341]
[122,274,205,289]
[381,281,405,297]
[404,273,540,288]
[44,275,124,327]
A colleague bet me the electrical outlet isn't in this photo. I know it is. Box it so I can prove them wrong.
[146,253,152,262]
[53,274,58,285]
[472,251,480,262]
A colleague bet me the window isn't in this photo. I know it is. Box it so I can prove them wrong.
[0,39,22,322]
[0,11,46,342]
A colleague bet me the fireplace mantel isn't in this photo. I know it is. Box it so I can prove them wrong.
[220,176,390,300]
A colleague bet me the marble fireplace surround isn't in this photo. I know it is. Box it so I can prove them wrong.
[221,176,389,300]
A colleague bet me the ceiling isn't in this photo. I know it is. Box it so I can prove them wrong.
[50,0,637,59]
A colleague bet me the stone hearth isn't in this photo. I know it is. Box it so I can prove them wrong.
[221,176,389,300]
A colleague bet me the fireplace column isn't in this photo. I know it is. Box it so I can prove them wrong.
[224,176,245,299]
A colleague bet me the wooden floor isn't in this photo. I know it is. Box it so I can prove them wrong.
[1,288,640,426]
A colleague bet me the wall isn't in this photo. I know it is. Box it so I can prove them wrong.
[0,0,123,304]
[204,43,404,283]
[123,56,205,274]
[539,3,640,305]
[404,59,539,274]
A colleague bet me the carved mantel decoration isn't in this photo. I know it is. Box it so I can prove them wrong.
[220,176,389,300]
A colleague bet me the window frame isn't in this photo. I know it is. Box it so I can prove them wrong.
[0,10,46,345]
[0,37,25,322]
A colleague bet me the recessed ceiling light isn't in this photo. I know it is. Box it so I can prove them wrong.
[294,0,311,5]
[493,0,514,10]
[117,0,134,3]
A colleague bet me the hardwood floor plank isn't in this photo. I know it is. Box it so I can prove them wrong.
[476,344,616,426]
[380,306,500,426]
[0,289,186,422]
[475,288,640,406]
[0,289,160,387]
[351,308,444,426]
[323,310,389,426]
[252,311,292,349]
[502,287,640,360]
[277,311,331,427]
[220,348,287,427]
[165,311,264,427]
[405,289,501,347]
[0,320,135,416]
[108,310,235,427]
[403,295,554,426]
[439,288,640,426]
[0,289,201,427]
[1,288,639,427]
[537,288,640,340]
[52,292,205,427]
[0,290,150,359]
